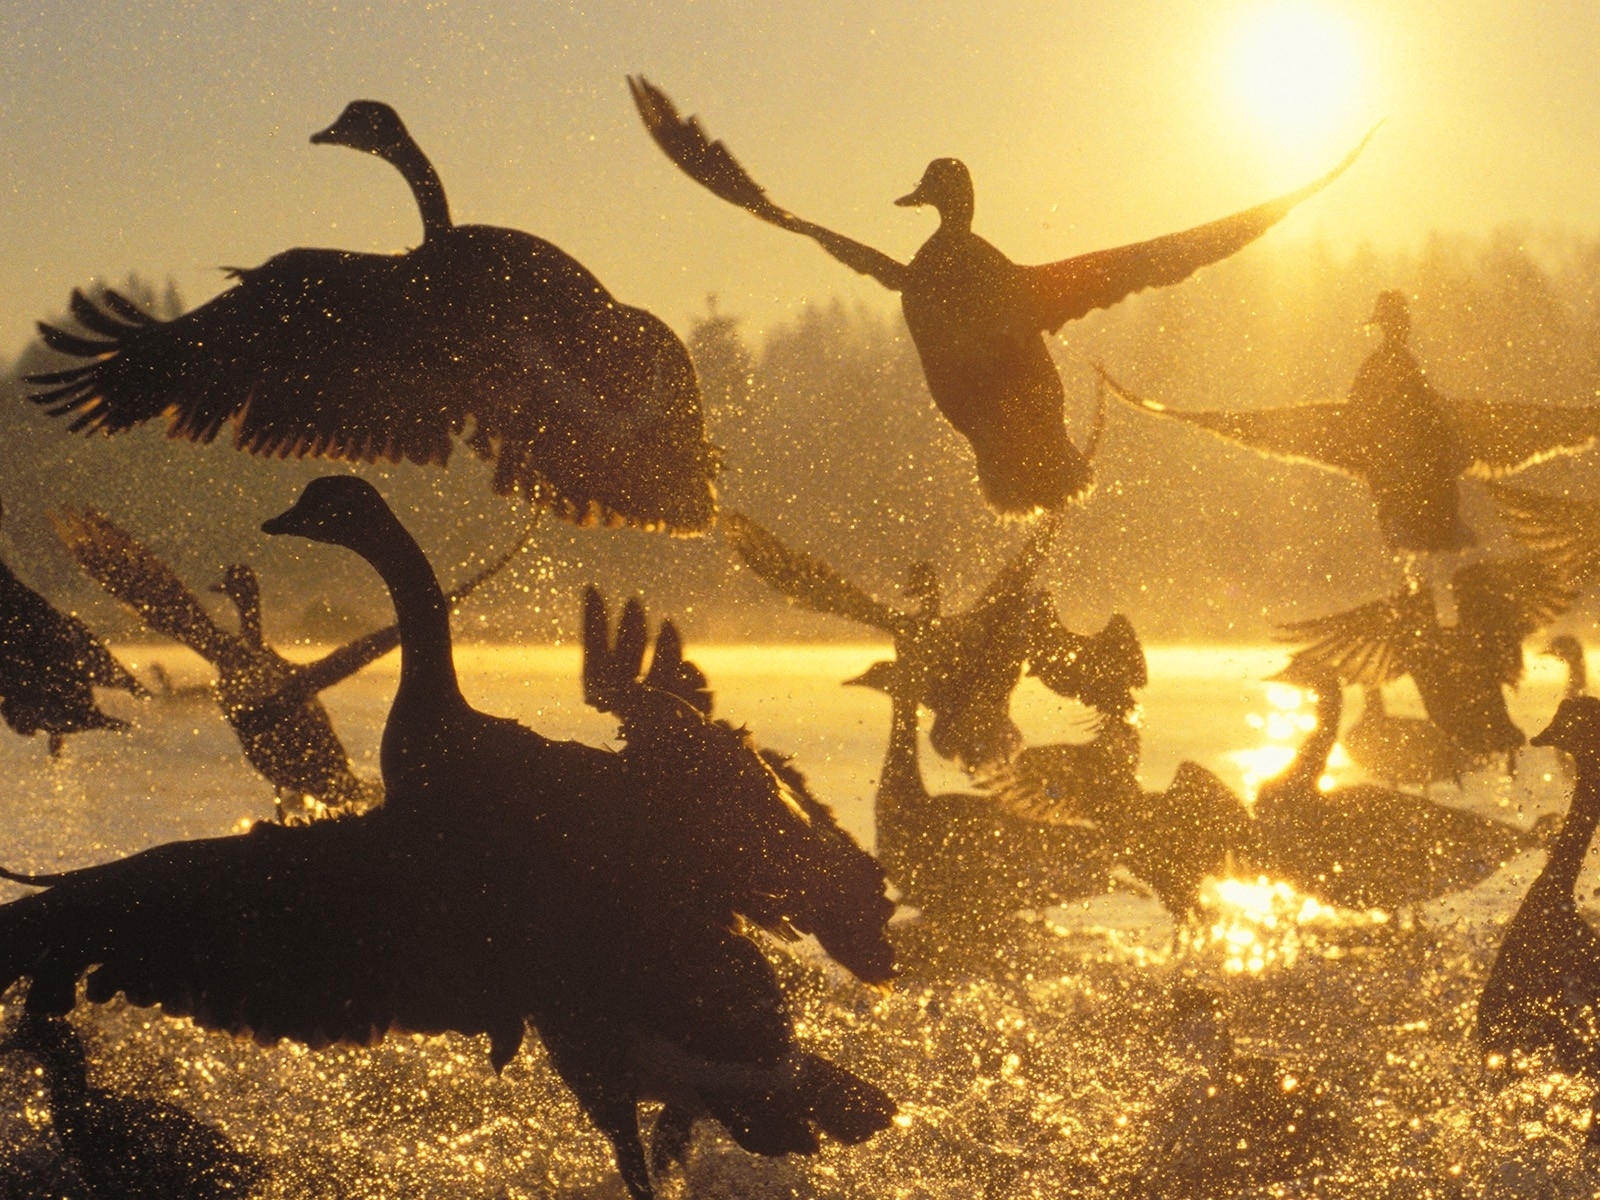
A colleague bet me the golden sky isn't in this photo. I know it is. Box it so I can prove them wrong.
[1,0,1596,360]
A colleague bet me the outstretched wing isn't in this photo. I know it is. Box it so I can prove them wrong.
[581,587,895,985]
[1453,399,1600,478]
[973,509,1061,612]
[30,251,718,533]
[1487,481,1600,583]
[1276,586,1435,688]
[723,512,900,633]
[1099,366,1367,476]
[1030,127,1377,331]
[1452,556,1576,686]
[629,76,909,292]
[0,818,524,1060]
[49,507,235,664]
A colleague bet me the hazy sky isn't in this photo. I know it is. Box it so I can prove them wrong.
[1,1,1597,360]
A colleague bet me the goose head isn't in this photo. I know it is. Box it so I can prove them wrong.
[895,158,975,229]
[1531,696,1600,762]
[263,476,399,554]
[844,659,901,696]
[311,100,414,159]
[1365,289,1411,346]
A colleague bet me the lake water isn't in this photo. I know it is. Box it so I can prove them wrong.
[0,642,1595,1197]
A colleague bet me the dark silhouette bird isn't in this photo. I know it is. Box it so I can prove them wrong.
[0,498,145,756]
[0,1012,263,1198]
[849,657,1116,950]
[725,509,1143,774]
[29,100,717,532]
[260,475,896,1185]
[1136,984,1339,1194]
[1277,556,1576,770]
[1545,635,1589,700]
[1253,666,1540,910]
[1487,481,1600,587]
[0,480,895,1200]
[1342,685,1473,790]
[50,505,522,821]
[1478,696,1600,1143]
[630,76,1371,514]
[1100,291,1600,555]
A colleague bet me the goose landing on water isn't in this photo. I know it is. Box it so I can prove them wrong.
[31,101,717,532]
[1342,685,1473,790]
[631,76,1372,514]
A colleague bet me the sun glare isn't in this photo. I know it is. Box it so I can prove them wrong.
[1226,3,1363,143]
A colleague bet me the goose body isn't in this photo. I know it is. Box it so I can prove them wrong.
[1277,556,1575,766]
[631,77,1370,514]
[1478,698,1600,1138]
[1101,292,1600,554]
[30,101,716,532]
[1342,685,1473,789]
[260,476,896,1193]
[1253,668,1539,910]
[0,499,144,755]
[1,1013,263,1199]
[50,506,515,819]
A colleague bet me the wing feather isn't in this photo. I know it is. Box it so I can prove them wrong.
[723,512,900,632]
[628,76,909,292]
[49,507,235,664]
[1487,481,1600,582]
[1454,399,1600,478]
[1276,587,1433,688]
[1031,127,1377,331]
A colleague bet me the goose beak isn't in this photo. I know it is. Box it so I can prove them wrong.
[309,123,340,146]
[1530,725,1555,748]
[262,503,310,538]
[894,183,930,208]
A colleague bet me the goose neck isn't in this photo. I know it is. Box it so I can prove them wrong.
[1542,764,1600,899]
[880,687,929,805]
[358,521,461,701]
[384,136,452,242]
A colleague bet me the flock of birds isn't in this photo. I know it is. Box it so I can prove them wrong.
[0,80,1599,1195]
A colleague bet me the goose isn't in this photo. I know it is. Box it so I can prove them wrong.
[1342,685,1473,790]
[725,508,1142,774]
[29,100,717,532]
[0,1012,264,1199]
[849,657,1116,949]
[0,498,145,755]
[1477,696,1600,1143]
[1099,291,1600,555]
[630,76,1371,514]
[1252,666,1540,910]
[1276,555,1577,771]
[50,505,522,820]
[0,483,896,1199]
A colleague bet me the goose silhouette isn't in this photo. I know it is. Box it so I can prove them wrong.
[1100,291,1600,554]
[631,76,1371,513]
[0,497,145,755]
[0,480,895,1199]
[1478,696,1600,1144]
[1253,666,1541,910]
[30,101,717,532]
[1276,556,1576,769]
[50,504,522,820]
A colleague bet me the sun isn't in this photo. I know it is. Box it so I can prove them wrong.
[1226,3,1364,143]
